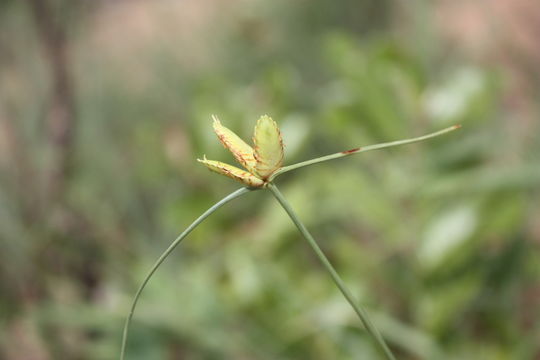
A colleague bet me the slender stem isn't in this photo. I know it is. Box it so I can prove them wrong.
[267,183,397,360]
[120,187,252,360]
[269,125,460,181]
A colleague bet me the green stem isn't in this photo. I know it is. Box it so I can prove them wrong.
[120,187,252,360]
[269,125,460,181]
[267,183,397,360]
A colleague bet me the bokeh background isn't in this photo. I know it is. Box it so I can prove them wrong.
[1,0,540,359]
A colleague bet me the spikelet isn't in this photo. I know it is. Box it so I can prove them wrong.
[212,115,257,174]
[253,115,284,179]
[197,156,264,188]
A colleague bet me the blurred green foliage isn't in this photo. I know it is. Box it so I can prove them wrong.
[0,0,539,359]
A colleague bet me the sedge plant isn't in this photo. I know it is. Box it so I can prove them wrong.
[120,115,460,360]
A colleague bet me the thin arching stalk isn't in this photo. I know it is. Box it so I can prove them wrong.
[269,125,460,181]
[120,187,252,360]
[267,182,397,360]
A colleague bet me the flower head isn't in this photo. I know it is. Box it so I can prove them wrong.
[198,115,284,187]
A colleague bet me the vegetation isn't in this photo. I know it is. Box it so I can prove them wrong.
[1,1,539,359]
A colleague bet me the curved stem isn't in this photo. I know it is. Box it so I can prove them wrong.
[269,125,460,181]
[267,183,397,360]
[120,187,253,360]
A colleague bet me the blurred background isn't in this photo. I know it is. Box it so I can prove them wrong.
[1,0,539,359]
